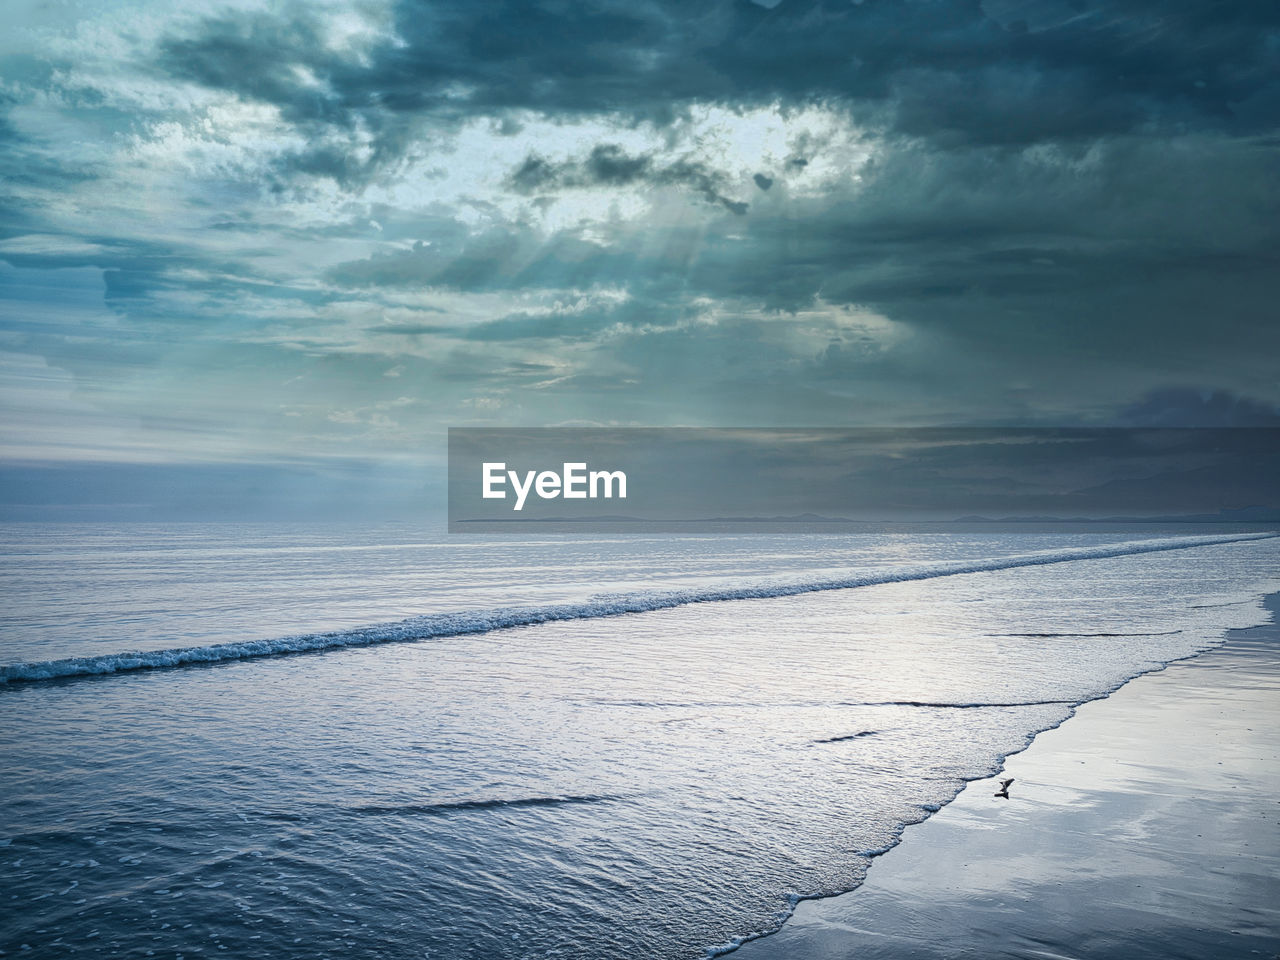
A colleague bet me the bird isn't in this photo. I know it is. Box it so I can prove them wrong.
[995,778,1014,799]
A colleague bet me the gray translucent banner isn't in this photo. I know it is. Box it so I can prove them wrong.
[447,428,1280,533]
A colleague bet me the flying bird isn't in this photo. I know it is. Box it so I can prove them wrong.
[995,778,1014,799]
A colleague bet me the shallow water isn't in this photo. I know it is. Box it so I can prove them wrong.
[1,526,1277,958]
[737,594,1280,960]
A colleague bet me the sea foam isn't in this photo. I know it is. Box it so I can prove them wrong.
[2,532,1273,686]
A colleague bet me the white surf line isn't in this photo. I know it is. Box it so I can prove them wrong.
[2,531,1274,686]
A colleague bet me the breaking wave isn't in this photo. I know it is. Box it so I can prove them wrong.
[2,531,1272,687]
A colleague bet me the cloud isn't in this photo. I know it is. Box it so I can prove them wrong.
[1116,388,1280,428]
[508,144,751,214]
[131,0,1280,181]
[0,0,1277,490]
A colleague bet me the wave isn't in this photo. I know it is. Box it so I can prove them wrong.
[2,531,1273,687]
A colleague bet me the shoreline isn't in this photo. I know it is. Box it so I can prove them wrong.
[734,591,1280,959]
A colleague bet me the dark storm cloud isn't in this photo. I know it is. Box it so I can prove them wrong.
[3,0,1279,495]
[1117,388,1280,427]
[146,0,1280,175]
[705,0,1280,143]
[331,127,1278,328]
[104,0,1280,357]
[295,0,1278,325]
[508,144,750,214]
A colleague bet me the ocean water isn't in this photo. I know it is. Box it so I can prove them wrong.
[1,524,1277,958]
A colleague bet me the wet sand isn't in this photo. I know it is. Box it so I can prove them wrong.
[738,593,1280,959]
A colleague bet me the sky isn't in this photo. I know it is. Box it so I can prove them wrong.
[1,0,1277,518]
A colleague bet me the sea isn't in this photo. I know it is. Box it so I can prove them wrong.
[1,523,1277,958]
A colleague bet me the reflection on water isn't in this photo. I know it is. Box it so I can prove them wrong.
[0,527,1277,958]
